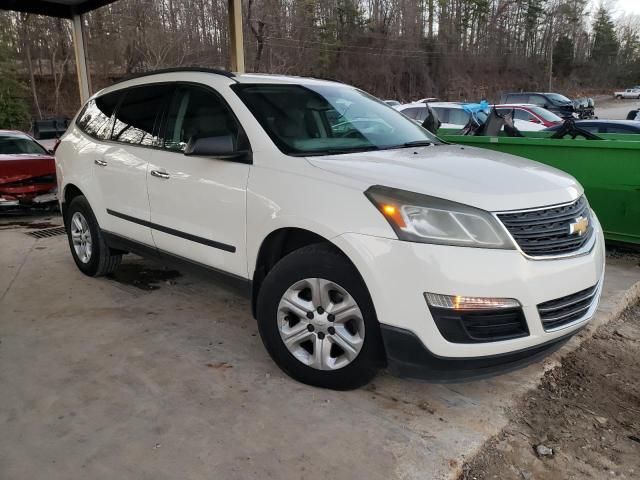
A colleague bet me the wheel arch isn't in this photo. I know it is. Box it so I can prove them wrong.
[61,183,85,223]
[251,227,361,319]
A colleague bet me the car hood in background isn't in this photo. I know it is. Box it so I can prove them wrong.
[306,144,582,212]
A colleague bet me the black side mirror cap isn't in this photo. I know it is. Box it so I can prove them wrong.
[184,135,252,163]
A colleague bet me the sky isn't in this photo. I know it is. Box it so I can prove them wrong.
[617,0,640,15]
[602,0,640,16]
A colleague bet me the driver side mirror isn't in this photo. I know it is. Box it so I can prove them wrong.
[184,134,251,163]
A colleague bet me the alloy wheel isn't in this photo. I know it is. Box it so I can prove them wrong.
[70,212,93,263]
[277,278,365,370]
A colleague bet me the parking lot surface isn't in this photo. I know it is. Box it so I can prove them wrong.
[595,98,640,119]
[1,215,639,480]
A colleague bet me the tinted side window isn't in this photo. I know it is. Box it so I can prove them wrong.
[513,109,536,121]
[111,84,172,146]
[401,107,421,120]
[415,108,429,122]
[528,95,546,107]
[76,92,120,140]
[447,109,471,125]
[506,94,528,103]
[163,86,240,152]
[431,107,449,123]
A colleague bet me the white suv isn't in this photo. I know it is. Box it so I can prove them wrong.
[56,69,605,389]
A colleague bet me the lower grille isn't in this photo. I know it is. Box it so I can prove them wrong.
[429,307,529,343]
[537,284,599,331]
[497,196,593,257]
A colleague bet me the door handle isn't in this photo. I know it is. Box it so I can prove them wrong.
[150,170,170,179]
[94,159,107,167]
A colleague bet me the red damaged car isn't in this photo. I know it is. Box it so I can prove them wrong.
[0,130,57,208]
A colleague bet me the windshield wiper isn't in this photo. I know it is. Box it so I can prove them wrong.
[302,146,380,156]
[394,140,436,148]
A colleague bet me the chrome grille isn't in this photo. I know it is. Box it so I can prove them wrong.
[497,196,592,257]
[537,283,599,331]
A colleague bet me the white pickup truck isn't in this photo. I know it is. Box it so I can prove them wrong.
[614,88,640,99]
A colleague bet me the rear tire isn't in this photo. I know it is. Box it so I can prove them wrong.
[65,196,121,277]
[256,243,383,390]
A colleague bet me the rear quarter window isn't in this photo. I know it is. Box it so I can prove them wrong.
[76,91,121,140]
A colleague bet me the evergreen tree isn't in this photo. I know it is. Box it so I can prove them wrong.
[554,35,574,77]
[0,31,30,130]
[591,6,619,65]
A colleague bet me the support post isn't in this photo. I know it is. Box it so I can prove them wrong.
[71,13,91,103]
[228,0,245,73]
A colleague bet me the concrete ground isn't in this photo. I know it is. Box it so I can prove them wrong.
[1,214,638,480]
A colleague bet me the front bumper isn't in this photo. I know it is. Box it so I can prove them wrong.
[380,323,579,381]
[332,215,605,374]
[0,188,58,207]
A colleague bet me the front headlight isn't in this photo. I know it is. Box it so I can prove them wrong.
[365,185,514,249]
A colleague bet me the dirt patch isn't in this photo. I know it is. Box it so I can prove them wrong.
[107,263,181,291]
[607,245,640,267]
[459,302,640,480]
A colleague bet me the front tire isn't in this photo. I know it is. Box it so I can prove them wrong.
[65,196,122,276]
[256,243,383,390]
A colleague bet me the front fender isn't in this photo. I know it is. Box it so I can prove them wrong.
[245,163,394,275]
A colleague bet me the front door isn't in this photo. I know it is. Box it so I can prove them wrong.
[147,83,250,277]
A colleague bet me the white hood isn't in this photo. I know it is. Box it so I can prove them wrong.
[307,144,582,212]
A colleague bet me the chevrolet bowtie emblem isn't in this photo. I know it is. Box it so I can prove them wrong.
[569,216,589,236]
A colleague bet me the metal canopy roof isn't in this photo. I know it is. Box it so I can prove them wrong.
[0,0,118,18]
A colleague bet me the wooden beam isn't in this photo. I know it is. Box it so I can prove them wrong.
[228,0,245,73]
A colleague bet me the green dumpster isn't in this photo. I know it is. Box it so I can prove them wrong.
[438,132,640,246]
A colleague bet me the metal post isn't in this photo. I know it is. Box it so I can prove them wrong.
[228,0,245,73]
[71,13,91,103]
[548,15,554,92]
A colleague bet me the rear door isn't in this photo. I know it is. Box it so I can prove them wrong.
[95,84,172,245]
[146,82,250,277]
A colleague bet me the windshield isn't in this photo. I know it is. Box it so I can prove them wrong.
[529,106,562,122]
[546,93,572,104]
[232,84,439,155]
[0,134,48,155]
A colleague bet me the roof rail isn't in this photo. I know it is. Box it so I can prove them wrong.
[114,67,236,85]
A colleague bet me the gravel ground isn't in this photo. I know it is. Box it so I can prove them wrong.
[458,301,640,480]
[595,98,640,120]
